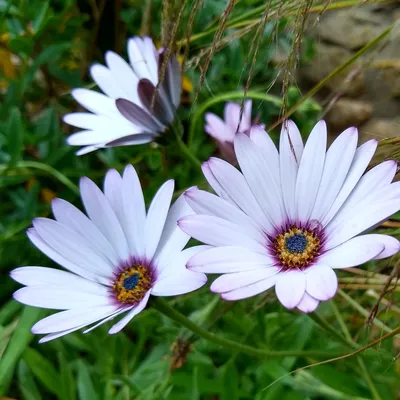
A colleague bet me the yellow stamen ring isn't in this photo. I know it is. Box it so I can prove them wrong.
[113,264,153,305]
[274,226,320,269]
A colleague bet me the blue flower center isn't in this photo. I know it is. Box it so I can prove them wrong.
[123,273,140,290]
[284,234,308,254]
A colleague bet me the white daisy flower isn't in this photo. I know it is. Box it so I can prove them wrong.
[11,165,206,342]
[205,100,264,163]
[179,121,400,312]
[63,36,181,155]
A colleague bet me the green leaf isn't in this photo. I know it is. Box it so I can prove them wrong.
[6,107,23,167]
[32,0,50,34]
[17,359,42,400]
[0,307,42,395]
[77,361,98,400]
[220,361,239,400]
[23,347,62,395]
[59,352,77,400]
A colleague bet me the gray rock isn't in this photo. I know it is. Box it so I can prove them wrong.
[359,118,400,142]
[301,43,365,96]
[326,98,373,132]
[317,8,389,50]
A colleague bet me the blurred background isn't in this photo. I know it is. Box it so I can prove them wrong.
[1,0,400,399]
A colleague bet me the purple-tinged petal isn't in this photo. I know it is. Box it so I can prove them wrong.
[221,275,278,300]
[297,292,319,313]
[275,270,306,309]
[108,292,151,334]
[318,235,385,268]
[187,246,274,273]
[295,120,327,222]
[305,265,337,301]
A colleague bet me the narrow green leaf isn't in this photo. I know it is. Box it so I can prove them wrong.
[220,361,239,400]
[17,360,42,400]
[77,361,98,400]
[32,0,50,33]
[0,307,42,395]
[23,347,62,395]
[59,352,77,400]
[6,107,23,167]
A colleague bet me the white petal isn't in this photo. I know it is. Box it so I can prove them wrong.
[39,325,88,343]
[128,37,157,84]
[152,193,193,268]
[370,234,400,260]
[75,145,101,156]
[249,126,280,187]
[105,51,140,103]
[90,63,127,99]
[221,275,278,300]
[14,286,110,310]
[11,267,108,293]
[201,161,235,205]
[142,37,159,82]
[80,177,130,261]
[178,215,267,254]
[144,180,174,260]
[83,307,131,334]
[321,139,377,226]
[275,270,306,309]
[223,102,241,133]
[325,199,400,249]
[326,160,397,229]
[71,88,120,118]
[121,165,146,257]
[67,129,139,146]
[211,268,279,293]
[184,188,266,243]
[51,198,119,266]
[27,228,102,283]
[103,169,123,222]
[187,246,273,273]
[155,245,208,281]
[207,157,271,229]
[32,218,114,281]
[152,247,207,296]
[205,113,233,142]
[319,235,385,268]
[296,292,319,313]
[32,305,119,334]
[310,127,358,221]
[234,134,285,228]
[305,265,337,301]
[63,112,134,132]
[108,291,150,334]
[295,121,327,223]
[279,120,304,222]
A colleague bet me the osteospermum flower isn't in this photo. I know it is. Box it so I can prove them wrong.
[179,121,400,312]
[63,36,181,155]
[205,100,264,163]
[11,165,206,342]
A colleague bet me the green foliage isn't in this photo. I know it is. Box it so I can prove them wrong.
[0,0,399,399]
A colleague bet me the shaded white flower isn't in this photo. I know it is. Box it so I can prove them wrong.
[11,165,206,342]
[179,121,400,312]
[205,100,264,163]
[63,36,181,155]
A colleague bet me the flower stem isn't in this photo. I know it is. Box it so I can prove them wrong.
[171,120,202,170]
[152,298,338,359]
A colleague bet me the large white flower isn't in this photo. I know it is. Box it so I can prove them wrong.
[179,121,400,312]
[11,165,206,342]
[63,36,181,155]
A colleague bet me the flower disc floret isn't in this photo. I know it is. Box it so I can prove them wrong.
[113,264,153,304]
[274,226,321,269]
